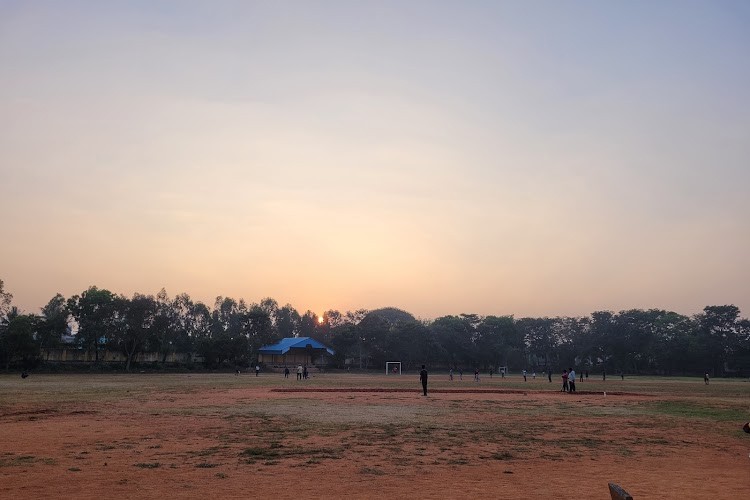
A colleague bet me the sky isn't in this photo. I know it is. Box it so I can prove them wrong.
[1,0,749,319]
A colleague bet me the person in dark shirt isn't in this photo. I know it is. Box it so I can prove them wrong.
[419,365,428,396]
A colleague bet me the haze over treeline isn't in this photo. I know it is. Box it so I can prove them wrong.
[3,2,750,321]
[1,280,748,376]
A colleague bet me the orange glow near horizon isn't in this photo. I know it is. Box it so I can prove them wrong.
[1,2,749,319]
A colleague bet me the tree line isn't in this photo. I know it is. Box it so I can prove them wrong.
[1,279,748,376]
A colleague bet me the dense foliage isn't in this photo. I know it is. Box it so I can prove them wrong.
[1,280,748,375]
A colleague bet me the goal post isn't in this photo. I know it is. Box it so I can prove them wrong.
[385,361,402,375]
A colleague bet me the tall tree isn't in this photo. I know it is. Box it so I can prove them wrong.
[116,294,156,371]
[148,289,180,364]
[38,293,69,355]
[697,305,743,377]
[0,313,39,370]
[244,305,277,362]
[430,315,474,369]
[276,304,301,337]
[478,315,519,370]
[299,310,320,340]
[0,279,12,319]
[67,287,119,362]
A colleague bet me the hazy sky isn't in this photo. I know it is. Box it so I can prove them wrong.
[2,1,749,319]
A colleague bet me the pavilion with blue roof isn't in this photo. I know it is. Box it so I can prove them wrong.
[258,337,335,367]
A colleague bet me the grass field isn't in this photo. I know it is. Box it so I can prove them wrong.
[0,372,748,499]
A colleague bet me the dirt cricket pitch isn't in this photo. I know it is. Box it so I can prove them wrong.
[1,373,748,499]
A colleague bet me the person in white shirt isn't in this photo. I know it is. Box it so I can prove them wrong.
[568,368,576,392]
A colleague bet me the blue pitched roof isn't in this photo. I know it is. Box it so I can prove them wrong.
[259,337,334,356]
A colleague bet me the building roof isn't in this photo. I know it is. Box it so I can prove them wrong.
[258,337,334,356]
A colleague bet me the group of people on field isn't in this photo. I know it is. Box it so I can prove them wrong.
[561,368,577,392]
[279,365,310,380]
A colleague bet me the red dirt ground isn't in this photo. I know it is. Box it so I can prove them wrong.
[1,382,748,499]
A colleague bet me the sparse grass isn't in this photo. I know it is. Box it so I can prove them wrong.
[491,451,514,460]
[134,462,160,468]
[0,455,55,467]
[239,444,342,463]
[447,457,469,465]
[646,400,748,421]
[240,447,280,459]
[555,437,605,449]
[360,467,385,475]
[191,446,225,457]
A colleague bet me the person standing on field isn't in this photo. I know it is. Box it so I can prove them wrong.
[568,367,576,393]
[561,370,569,392]
[704,372,710,385]
[297,364,303,380]
[284,366,290,379]
[420,365,428,396]
[255,364,260,377]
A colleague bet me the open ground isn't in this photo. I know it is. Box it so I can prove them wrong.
[1,372,748,499]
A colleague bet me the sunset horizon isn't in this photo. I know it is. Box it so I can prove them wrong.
[2,1,748,321]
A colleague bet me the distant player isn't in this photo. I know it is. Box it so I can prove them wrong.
[420,365,428,396]
[704,372,709,385]
[568,367,576,392]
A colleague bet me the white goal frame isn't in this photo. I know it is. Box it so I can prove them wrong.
[385,361,402,375]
